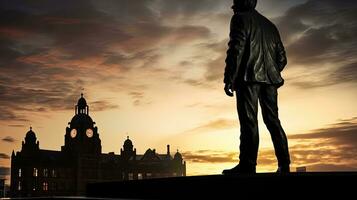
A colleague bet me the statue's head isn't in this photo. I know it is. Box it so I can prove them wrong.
[232,0,257,12]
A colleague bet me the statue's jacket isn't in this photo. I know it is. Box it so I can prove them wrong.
[224,10,287,90]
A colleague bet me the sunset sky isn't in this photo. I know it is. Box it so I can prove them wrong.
[1,0,357,182]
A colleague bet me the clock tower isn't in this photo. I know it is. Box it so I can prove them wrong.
[62,93,102,155]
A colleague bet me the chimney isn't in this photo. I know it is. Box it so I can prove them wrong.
[167,145,170,155]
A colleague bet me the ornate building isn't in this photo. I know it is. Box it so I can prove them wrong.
[10,94,186,197]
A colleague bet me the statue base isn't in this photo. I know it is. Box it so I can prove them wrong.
[87,172,356,199]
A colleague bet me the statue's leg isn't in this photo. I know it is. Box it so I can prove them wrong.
[259,84,290,167]
[237,83,260,167]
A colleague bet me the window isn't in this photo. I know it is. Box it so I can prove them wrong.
[138,173,143,180]
[58,182,64,190]
[33,168,38,177]
[18,168,22,177]
[51,169,57,178]
[146,173,152,178]
[51,182,57,191]
[43,168,48,177]
[128,173,134,180]
[43,182,48,191]
[33,182,36,191]
[17,181,21,191]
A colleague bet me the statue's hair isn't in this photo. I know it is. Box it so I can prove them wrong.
[233,0,257,10]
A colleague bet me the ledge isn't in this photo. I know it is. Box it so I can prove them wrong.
[86,172,357,199]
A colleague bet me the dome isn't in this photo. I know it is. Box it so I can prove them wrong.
[25,127,37,143]
[174,151,182,160]
[124,136,133,148]
[77,93,87,109]
[70,113,94,129]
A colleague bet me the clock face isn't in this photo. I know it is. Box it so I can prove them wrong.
[70,129,77,138]
[86,128,93,138]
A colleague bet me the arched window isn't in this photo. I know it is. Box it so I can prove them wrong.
[128,173,134,180]
[51,182,57,191]
[146,173,152,179]
[43,182,48,191]
[138,173,143,180]
[33,181,36,191]
[43,168,48,177]
[33,168,38,177]
[51,169,57,177]
[18,168,22,177]
[17,181,21,191]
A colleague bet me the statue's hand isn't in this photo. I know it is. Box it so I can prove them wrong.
[224,83,234,97]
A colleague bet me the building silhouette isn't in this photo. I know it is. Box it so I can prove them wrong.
[0,178,6,197]
[10,94,186,197]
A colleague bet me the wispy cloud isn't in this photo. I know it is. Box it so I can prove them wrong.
[7,124,25,128]
[2,136,16,143]
[0,166,10,177]
[181,119,237,135]
[0,153,10,159]
[183,117,357,172]
[183,150,237,163]
[90,100,119,112]
[277,0,357,88]
[289,117,357,145]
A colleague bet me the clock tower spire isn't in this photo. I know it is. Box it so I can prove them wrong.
[61,93,102,155]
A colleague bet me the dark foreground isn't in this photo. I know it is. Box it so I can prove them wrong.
[86,172,356,199]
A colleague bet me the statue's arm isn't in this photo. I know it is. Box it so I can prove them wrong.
[276,32,287,72]
[224,14,247,85]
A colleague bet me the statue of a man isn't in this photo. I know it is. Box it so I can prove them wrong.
[223,0,291,174]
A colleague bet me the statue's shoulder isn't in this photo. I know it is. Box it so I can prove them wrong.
[233,10,256,22]
[231,12,252,27]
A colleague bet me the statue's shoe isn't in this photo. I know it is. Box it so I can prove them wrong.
[276,165,290,174]
[222,164,256,175]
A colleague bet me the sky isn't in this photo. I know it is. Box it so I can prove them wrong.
[1,0,357,182]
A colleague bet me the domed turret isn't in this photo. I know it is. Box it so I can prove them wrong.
[25,127,37,144]
[70,93,94,129]
[75,93,89,115]
[174,150,183,160]
[77,93,87,109]
[22,127,39,153]
[63,93,102,155]
[70,114,94,129]
[120,136,136,160]
[123,136,133,151]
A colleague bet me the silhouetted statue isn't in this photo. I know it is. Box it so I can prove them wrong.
[223,0,291,174]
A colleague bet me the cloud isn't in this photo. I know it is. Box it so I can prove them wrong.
[7,124,25,128]
[181,118,237,135]
[183,117,357,172]
[0,0,219,123]
[89,100,119,112]
[276,0,357,88]
[0,153,10,159]
[128,91,145,106]
[2,136,16,143]
[183,150,237,163]
[275,117,357,170]
[0,166,10,177]
[289,117,357,145]
[202,40,228,82]
[0,77,84,121]
[151,0,229,20]
[186,0,357,89]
